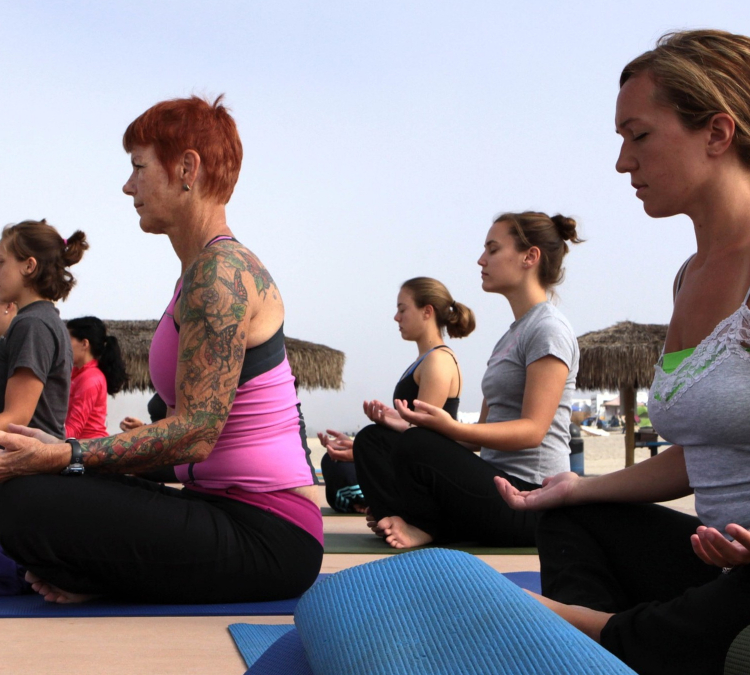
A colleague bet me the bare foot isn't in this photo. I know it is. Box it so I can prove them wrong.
[379,516,434,549]
[365,508,386,536]
[25,571,99,604]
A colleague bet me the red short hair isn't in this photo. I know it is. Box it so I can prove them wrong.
[122,95,243,204]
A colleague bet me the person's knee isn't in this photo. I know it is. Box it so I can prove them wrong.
[398,427,442,462]
[0,477,44,547]
[352,424,392,463]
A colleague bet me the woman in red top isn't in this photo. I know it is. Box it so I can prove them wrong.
[65,317,128,439]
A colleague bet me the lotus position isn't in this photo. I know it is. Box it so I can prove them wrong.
[320,277,475,513]
[0,96,322,604]
[357,210,581,549]
[497,30,750,675]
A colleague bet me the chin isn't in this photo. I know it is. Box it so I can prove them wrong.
[641,199,680,219]
[139,219,165,235]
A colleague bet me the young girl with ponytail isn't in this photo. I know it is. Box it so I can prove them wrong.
[66,317,128,439]
[0,219,88,437]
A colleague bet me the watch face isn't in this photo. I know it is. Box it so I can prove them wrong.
[61,463,85,476]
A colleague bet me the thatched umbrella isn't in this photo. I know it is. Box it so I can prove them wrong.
[577,321,668,466]
[104,320,345,394]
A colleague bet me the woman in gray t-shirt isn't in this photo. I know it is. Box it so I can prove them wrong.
[365,211,581,549]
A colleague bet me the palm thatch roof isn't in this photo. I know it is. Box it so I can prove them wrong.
[576,321,668,391]
[104,320,345,393]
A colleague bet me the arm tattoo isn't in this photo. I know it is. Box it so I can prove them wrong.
[80,242,278,472]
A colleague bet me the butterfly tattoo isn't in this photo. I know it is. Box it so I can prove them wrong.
[203,317,238,371]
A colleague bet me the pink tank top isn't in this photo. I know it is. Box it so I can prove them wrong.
[149,250,322,545]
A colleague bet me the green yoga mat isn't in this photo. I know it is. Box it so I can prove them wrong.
[323,531,537,555]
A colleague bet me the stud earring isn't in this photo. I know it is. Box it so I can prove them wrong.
[182,184,191,192]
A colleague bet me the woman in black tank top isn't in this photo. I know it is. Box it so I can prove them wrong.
[318,277,475,513]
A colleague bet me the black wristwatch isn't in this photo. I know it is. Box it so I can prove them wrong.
[61,438,85,476]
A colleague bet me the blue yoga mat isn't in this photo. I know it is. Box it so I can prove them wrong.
[231,550,636,675]
[0,575,329,618]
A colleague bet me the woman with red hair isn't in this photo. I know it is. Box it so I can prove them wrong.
[0,96,323,604]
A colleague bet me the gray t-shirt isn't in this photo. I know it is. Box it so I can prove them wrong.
[0,301,72,437]
[479,302,579,485]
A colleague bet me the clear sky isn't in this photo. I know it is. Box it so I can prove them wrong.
[2,1,747,433]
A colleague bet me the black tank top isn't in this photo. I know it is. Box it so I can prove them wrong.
[392,345,460,419]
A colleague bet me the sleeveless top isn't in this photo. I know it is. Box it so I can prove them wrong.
[649,278,750,531]
[392,345,460,419]
[149,236,322,544]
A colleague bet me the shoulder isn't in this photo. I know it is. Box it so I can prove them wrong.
[183,240,278,304]
[522,304,578,365]
[525,303,576,339]
[672,254,695,301]
[422,346,458,368]
[7,307,61,342]
[74,364,106,391]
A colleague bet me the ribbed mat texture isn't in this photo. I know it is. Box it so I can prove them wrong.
[293,548,636,674]
[725,625,750,675]
[229,624,295,666]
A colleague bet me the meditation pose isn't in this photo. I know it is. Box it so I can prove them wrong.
[319,277,475,512]
[65,316,128,439]
[357,211,581,549]
[497,29,750,675]
[0,96,322,604]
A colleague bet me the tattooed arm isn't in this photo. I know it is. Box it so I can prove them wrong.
[0,243,279,480]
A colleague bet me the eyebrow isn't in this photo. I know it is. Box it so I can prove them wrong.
[615,117,638,133]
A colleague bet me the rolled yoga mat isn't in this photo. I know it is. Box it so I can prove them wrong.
[232,548,636,674]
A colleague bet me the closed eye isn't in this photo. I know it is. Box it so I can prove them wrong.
[634,132,648,141]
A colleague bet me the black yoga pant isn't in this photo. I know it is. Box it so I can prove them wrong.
[354,425,540,546]
[538,503,750,675]
[0,474,323,604]
[319,453,365,513]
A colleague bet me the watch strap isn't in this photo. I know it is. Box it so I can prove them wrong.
[61,438,85,476]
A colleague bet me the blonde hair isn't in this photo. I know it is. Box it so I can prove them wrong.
[621,29,750,168]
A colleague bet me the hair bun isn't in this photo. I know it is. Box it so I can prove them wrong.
[551,215,582,243]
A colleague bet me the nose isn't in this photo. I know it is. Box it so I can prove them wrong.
[477,252,486,267]
[394,311,400,322]
[123,171,135,196]
[615,141,636,174]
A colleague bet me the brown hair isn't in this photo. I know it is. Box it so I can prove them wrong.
[2,220,88,301]
[620,29,750,168]
[123,95,243,204]
[401,277,476,339]
[495,211,583,290]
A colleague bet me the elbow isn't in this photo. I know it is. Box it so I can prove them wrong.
[190,442,214,463]
[525,424,548,448]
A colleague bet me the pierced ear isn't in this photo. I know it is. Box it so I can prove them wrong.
[180,149,202,189]
[707,113,736,157]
